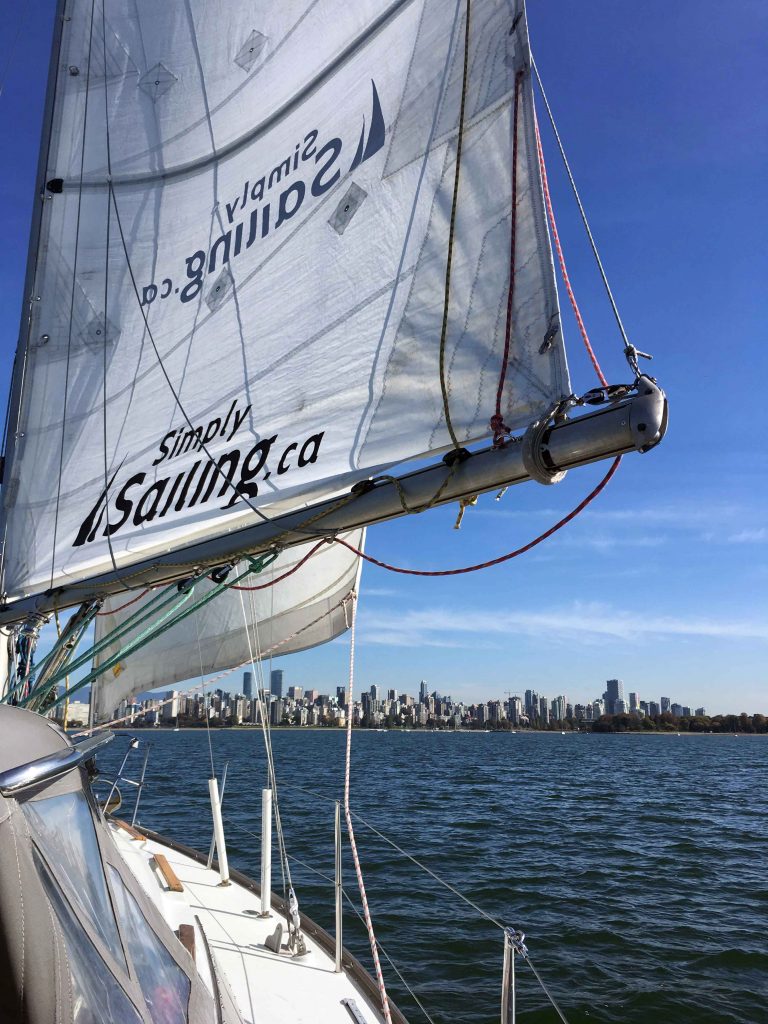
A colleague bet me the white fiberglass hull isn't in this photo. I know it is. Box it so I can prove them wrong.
[108,818,404,1024]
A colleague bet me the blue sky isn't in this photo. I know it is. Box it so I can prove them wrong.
[0,2,766,715]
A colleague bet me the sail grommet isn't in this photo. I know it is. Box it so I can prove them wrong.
[234,30,267,72]
[329,183,368,235]
[522,416,566,486]
[139,63,177,101]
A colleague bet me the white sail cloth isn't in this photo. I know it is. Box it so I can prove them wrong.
[92,528,364,723]
[1,0,568,603]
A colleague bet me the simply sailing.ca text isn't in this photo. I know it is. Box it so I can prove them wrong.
[137,81,386,309]
[139,129,349,309]
[73,398,324,548]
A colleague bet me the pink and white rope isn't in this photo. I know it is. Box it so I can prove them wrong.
[343,595,392,1024]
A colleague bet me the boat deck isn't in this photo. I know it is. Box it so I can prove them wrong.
[108,819,391,1024]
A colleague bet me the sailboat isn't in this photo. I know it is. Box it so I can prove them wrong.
[0,1,666,1022]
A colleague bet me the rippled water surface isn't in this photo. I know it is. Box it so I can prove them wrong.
[100,730,768,1023]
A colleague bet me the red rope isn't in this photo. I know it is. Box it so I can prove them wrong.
[492,70,525,444]
[227,540,327,590]
[534,110,608,388]
[95,588,150,615]
[333,456,621,577]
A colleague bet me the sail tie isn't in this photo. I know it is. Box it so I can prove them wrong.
[333,455,621,577]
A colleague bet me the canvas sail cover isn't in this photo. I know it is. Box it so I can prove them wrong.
[1,0,569,605]
[91,528,364,722]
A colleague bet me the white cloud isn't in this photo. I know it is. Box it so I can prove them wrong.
[727,528,767,544]
[357,601,768,649]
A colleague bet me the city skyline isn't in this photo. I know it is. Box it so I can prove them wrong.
[85,672,768,734]
[1,3,765,718]
[116,671,764,724]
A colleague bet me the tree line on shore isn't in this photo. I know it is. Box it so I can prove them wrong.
[465,712,766,734]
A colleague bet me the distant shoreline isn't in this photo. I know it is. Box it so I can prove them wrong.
[98,726,767,737]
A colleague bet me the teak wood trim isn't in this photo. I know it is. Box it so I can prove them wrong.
[153,852,184,892]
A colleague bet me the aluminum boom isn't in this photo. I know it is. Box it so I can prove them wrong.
[0,380,666,625]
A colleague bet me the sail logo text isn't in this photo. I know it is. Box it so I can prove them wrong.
[72,401,325,547]
[140,80,385,309]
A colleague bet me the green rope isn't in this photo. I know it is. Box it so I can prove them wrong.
[2,584,181,705]
[30,587,195,711]
[23,551,279,713]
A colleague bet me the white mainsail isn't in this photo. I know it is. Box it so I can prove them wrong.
[92,528,364,723]
[1,0,568,604]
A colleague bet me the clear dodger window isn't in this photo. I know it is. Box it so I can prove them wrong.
[22,789,126,966]
[35,852,144,1024]
[108,864,191,1024]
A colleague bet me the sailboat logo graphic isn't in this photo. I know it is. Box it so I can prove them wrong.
[349,80,386,171]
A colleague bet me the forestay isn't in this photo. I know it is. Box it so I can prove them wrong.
[1,0,568,604]
[92,528,364,723]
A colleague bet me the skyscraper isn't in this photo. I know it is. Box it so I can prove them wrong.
[419,680,428,704]
[629,692,639,712]
[604,679,624,715]
[242,671,253,699]
[270,668,283,699]
[660,697,671,714]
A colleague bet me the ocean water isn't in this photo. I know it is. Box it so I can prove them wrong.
[99,730,768,1023]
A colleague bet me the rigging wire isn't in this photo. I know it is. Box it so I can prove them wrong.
[531,57,634,365]
[534,107,607,388]
[195,610,216,778]
[239,588,294,916]
[343,594,393,1024]
[8,551,279,708]
[223,814,439,1024]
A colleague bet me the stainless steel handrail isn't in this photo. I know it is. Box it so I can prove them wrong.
[0,732,114,795]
